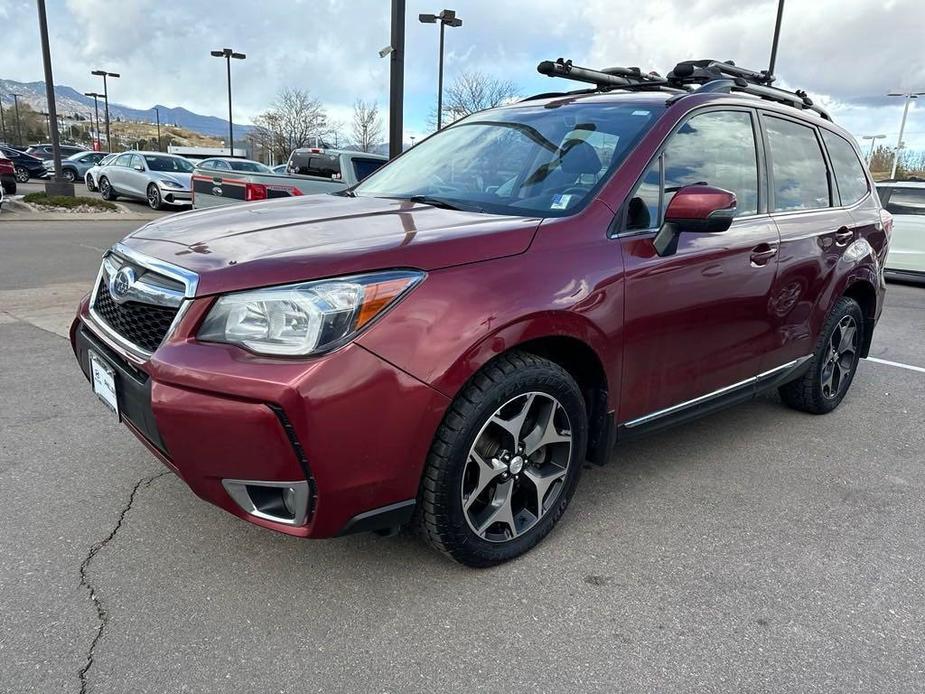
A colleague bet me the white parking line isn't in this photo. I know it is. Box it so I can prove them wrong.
[867,357,925,374]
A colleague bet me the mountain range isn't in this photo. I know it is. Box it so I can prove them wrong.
[0,79,251,140]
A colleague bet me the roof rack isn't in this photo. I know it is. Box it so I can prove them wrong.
[531,57,831,121]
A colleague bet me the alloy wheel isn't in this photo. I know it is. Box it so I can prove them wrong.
[147,185,161,209]
[821,315,858,399]
[63,169,76,182]
[14,167,29,183]
[461,392,572,543]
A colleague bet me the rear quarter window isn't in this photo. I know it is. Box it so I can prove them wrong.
[821,130,869,205]
[290,153,341,179]
[352,158,385,181]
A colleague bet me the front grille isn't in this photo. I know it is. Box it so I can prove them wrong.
[93,279,178,353]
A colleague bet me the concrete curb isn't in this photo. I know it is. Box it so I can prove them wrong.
[0,197,159,222]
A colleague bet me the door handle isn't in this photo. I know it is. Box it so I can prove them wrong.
[834,227,854,246]
[750,243,778,267]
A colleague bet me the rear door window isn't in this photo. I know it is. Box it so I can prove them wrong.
[821,130,869,205]
[765,116,831,211]
[114,153,132,167]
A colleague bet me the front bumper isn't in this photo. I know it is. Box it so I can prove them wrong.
[157,185,192,205]
[72,295,449,538]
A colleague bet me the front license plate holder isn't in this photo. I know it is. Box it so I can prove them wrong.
[89,350,120,420]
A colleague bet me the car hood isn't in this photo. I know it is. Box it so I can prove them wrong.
[151,171,192,189]
[124,194,541,296]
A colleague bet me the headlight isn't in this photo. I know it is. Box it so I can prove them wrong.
[198,270,424,356]
[159,179,183,189]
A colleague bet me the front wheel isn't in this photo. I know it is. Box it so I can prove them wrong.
[147,184,162,210]
[85,174,96,192]
[417,351,587,567]
[62,168,76,183]
[99,177,117,201]
[14,166,30,183]
[779,296,864,414]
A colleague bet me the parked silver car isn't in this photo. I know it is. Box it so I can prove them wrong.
[85,153,117,191]
[98,152,194,209]
[43,150,110,183]
[197,157,273,174]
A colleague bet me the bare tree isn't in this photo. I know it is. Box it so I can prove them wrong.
[251,88,329,162]
[438,71,519,126]
[352,99,382,152]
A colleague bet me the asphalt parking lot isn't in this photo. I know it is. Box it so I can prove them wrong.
[1,220,923,693]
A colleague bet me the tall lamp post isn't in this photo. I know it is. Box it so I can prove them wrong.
[861,134,886,166]
[91,69,119,151]
[11,93,24,148]
[210,48,245,157]
[418,9,462,130]
[84,92,103,150]
[0,101,6,143]
[887,91,924,179]
[36,0,72,196]
[768,0,785,75]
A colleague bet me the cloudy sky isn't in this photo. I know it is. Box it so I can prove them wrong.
[3,0,925,147]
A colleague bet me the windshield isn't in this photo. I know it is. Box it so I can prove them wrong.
[144,155,194,173]
[354,101,663,216]
[229,160,271,173]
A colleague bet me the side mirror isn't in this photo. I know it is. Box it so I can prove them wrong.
[133,164,145,171]
[652,185,737,257]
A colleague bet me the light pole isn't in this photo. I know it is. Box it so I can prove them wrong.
[0,101,6,143]
[887,91,925,179]
[154,107,162,151]
[36,0,72,195]
[91,69,119,151]
[210,48,245,157]
[419,9,463,130]
[861,134,886,166]
[11,93,23,148]
[84,92,103,150]
[768,0,785,75]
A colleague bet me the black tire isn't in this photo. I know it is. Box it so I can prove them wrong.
[417,351,588,567]
[99,176,117,201]
[1,179,15,195]
[62,168,76,183]
[146,184,162,210]
[85,174,96,192]
[779,296,864,414]
[14,166,30,183]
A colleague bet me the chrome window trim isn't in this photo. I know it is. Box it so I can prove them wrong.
[623,355,811,429]
[86,244,198,360]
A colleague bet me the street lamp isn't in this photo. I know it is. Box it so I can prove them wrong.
[210,48,245,157]
[154,107,162,152]
[84,92,103,151]
[887,91,925,179]
[91,69,119,151]
[419,9,462,130]
[861,134,886,166]
[11,93,23,148]
[768,0,785,75]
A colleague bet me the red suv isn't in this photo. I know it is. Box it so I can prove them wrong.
[72,60,890,566]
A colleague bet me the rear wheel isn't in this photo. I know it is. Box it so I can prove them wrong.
[147,184,162,210]
[779,296,863,414]
[417,351,587,567]
[99,176,117,201]
[14,166,30,183]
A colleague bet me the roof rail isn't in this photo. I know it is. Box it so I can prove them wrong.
[529,57,831,121]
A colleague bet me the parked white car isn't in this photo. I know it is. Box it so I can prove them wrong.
[85,153,117,192]
[98,152,194,209]
[878,182,925,282]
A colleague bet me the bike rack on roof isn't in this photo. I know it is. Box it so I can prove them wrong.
[528,57,832,121]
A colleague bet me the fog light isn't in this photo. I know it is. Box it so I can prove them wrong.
[221,479,310,526]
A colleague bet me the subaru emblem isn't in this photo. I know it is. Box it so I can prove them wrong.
[109,266,136,302]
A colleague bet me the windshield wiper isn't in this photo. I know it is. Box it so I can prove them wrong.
[406,195,483,213]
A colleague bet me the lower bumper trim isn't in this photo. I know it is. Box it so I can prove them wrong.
[337,499,416,536]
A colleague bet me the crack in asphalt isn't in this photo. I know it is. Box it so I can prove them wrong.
[77,470,170,694]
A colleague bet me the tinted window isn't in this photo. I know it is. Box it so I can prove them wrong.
[114,154,132,167]
[625,110,758,230]
[144,155,194,173]
[881,187,925,216]
[765,116,830,211]
[352,158,385,181]
[130,154,144,169]
[228,160,270,173]
[291,153,341,179]
[822,130,869,205]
